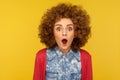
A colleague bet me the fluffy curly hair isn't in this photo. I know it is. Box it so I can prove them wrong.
[39,3,91,52]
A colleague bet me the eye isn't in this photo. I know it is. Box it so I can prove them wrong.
[67,24,74,31]
[68,26,73,31]
[56,27,61,31]
[54,24,62,31]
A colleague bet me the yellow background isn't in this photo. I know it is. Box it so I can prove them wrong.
[0,0,120,80]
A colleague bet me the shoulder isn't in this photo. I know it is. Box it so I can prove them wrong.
[80,49,91,59]
[35,48,47,61]
[36,48,47,55]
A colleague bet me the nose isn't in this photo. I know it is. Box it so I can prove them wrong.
[62,29,67,36]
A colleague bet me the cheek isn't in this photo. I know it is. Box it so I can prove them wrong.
[54,30,62,39]
[54,28,58,36]
[70,32,74,38]
[68,33,74,41]
[54,32,61,42]
[54,32,59,39]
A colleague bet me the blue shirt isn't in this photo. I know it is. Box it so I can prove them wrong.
[46,47,81,80]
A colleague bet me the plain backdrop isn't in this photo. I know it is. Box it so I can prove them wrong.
[0,0,120,80]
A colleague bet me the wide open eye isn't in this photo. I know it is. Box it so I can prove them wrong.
[68,26,73,31]
[54,24,62,32]
[67,24,74,32]
[56,27,61,31]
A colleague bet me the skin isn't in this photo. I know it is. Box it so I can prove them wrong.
[54,18,75,55]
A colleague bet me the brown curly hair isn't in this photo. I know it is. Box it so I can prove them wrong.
[38,3,91,52]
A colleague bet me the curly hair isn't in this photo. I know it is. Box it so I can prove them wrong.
[38,3,91,52]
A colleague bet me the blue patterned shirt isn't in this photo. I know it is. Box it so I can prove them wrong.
[46,47,81,80]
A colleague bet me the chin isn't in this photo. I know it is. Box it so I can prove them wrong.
[61,46,70,50]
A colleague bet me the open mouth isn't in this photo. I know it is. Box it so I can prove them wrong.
[62,39,68,44]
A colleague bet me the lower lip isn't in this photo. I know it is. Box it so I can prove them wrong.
[62,41,67,45]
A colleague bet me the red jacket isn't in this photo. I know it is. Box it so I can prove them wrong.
[33,48,92,80]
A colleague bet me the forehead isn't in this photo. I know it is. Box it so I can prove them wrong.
[55,18,73,24]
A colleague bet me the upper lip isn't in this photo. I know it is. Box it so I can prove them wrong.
[62,38,67,41]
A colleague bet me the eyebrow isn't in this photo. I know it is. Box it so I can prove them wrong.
[55,24,74,26]
[54,24,62,26]
[67,24,74,26]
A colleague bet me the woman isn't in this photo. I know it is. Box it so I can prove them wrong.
[33,3,92,80]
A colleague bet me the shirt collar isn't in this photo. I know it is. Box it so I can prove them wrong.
[54,47,63,58]
[55,47,80,62]
[46,48,57,61]
[67,49,80,62]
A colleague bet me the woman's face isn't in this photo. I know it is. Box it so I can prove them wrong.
[54,18,74,54]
